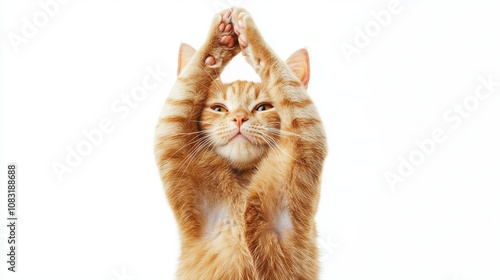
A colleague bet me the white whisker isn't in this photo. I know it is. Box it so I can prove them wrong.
[200,67,225,95]
[163,130,214,161]
[265,127,311,141]
[256,129,303,164]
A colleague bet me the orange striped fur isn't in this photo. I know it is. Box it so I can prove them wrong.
[154,8,326,280]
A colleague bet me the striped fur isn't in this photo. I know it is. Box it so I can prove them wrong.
[154,8,326,280]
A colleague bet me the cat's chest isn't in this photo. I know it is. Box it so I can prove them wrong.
[201,201,240,242]
[231,168,256,187]
[200,194,293,242]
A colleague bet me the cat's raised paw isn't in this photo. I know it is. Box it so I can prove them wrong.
[204,56,216,66]
[204,9,239,67]
[230,8,269,71]
[218,10,236,48]
[231,8,254,49]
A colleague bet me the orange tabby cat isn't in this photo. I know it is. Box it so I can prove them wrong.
[154,7,327,280]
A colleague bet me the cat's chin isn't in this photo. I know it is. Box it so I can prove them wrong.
[215,140,267,170]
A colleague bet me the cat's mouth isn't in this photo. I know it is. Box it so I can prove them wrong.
[228,132,252,144]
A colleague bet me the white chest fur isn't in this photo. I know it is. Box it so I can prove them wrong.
[273,208,293,240]
[203,204,234,238]
[202,199,294,242]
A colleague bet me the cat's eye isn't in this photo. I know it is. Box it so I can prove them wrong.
[211,105,228,112]
[254,104,273,112]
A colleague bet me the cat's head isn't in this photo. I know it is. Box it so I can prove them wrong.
[178,43,309,170]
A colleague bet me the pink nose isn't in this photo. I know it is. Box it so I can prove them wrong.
[233,114,248,127]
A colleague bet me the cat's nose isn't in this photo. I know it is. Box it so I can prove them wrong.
[232,114,248,128]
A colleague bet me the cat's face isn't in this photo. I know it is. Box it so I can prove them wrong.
[199,80,280,169]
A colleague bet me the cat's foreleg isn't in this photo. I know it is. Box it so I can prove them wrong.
[231,8,303,89]
[231,7,326,227]
[154,8,240,238]
[232,8,327,279]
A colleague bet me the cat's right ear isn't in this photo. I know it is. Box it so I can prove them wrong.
[286,48,310,89]
[178,43,196,76]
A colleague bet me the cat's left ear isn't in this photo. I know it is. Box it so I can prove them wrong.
[178,43,196,76]
[286,48,310,89]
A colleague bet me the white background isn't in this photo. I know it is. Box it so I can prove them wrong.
[1,0,500,279]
